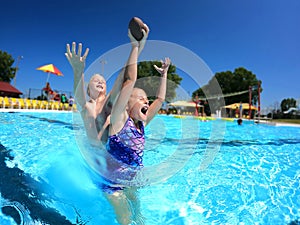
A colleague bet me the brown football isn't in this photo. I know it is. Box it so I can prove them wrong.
[128,17,145,41]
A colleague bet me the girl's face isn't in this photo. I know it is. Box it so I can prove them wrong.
[128,88,149,122]
[88,74,106,98]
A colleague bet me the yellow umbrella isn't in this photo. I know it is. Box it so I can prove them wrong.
[36,64,63,83]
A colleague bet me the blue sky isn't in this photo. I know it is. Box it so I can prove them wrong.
[1,0,299,110]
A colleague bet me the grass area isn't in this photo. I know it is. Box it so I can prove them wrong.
[272,119,300,124]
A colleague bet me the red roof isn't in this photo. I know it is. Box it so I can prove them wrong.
[0,81,23,96]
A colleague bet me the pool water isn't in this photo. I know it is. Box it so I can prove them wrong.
[0,112,299,225]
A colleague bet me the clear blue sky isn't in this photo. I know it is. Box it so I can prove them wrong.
[1,0,299,110]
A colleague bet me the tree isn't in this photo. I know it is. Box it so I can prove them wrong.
[0,50,16,82]
[135,60,182,103]
[280,98,296,112]
[192,67,262,112]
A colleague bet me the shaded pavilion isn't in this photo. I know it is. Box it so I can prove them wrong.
[0,81,23,98]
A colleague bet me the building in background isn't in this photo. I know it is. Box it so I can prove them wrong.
[0,81,22,98]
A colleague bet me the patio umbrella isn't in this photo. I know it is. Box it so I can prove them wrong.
[223,103,258,110]
[168,100,204,116]
[168,100,203,108]
[36,64,63,83]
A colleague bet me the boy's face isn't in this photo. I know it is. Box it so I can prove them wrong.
[88,74,106,97]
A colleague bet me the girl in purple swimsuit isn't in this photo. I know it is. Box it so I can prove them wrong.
[105,33,171,224]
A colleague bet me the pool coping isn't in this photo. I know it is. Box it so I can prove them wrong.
[1,108,300,127]
[0,108,74,113]
[275,123,300,127]
[253,119,300,127]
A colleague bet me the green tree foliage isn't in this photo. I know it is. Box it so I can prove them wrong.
[280,98,296,112]
[135,60,182,103]
[0,50,16,82]
[193,67,262,109]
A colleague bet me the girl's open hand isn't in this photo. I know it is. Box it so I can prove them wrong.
[154,57,171,76]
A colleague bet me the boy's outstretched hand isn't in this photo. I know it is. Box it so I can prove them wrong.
[65,42,89,75]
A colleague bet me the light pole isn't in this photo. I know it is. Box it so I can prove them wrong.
[100,59,107,76]
[13,55,23,87]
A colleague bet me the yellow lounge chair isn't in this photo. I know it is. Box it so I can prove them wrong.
[38,100,48,110]
[42,100,50,110]
[72,104,77,111]
[25,99,33,109]
[64,103,69,110]
[18,98,27,109]
[10,98,20,109]
[50,101,59,110]
[0,96,4,108]
[3,97,11,108]
[32,100,40,109]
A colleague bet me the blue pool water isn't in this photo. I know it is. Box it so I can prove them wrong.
[0,112,299,225]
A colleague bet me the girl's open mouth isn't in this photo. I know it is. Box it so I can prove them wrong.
[141,106,148,115]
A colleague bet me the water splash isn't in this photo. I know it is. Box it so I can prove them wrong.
[0,196,33,225]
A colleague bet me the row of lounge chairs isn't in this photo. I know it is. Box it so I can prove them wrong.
[0,96,77,111]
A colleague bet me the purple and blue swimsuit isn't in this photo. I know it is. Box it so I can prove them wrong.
[101,117,145,193]
[107,117,144,167]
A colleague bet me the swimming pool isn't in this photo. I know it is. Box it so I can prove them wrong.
[0,112,299,225]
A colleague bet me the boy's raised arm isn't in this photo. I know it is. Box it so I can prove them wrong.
[65,42,89,110]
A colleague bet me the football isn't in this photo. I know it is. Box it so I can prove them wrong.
[128,17,145,41]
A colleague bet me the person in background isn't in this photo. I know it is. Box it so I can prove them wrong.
[237,118,243,125]
[68,96,74,110]
[42,82,52,100]
[61,93,68,110]
[53,92,60,102]
[61,93,68,103]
